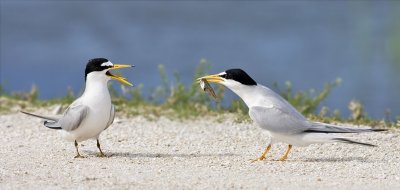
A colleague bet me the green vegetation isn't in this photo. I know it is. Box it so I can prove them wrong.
[273,78,342,116]
[0,60,398,128]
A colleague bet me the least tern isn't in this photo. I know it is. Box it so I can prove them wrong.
[199,69,386,161]
[21,58,133,158]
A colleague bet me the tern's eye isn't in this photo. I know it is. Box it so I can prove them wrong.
[220,74,227,78]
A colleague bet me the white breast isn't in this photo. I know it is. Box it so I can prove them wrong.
[61,73,112,142]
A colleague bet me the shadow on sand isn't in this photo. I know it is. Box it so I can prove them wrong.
[82,150,375,163]
[294,157,376,163]
[84,150,238,158]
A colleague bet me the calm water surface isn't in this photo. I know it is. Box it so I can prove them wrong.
[1,1,400,119]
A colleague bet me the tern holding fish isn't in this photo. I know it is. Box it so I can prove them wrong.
[21,58,134,158]
[198,69,386,161]
[200,78,217,99]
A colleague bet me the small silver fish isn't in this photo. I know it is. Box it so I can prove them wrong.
[200,78,217,99]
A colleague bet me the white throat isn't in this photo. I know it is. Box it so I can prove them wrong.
[82,71,110,98]
[227,84,261,108]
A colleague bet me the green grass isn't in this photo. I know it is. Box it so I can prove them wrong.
[273,78,342,115]
[0,60,398,128]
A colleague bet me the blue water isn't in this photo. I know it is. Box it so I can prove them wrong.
[1,1,400,119]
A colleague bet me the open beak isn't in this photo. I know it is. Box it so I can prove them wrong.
[197,74,224,83]
[106,64,134,86]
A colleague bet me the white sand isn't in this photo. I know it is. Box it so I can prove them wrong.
[1,109,399,190]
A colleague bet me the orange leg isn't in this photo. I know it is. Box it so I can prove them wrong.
[278,144,292,161]
[251,144,272,162]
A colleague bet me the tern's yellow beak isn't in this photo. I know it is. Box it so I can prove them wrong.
[106,64,134,86]
[197,74,224,83]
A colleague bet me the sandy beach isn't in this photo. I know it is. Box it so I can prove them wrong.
[1,108,399,190]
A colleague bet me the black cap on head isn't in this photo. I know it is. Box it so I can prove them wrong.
[221,69,257,86]
[84,58,111,80]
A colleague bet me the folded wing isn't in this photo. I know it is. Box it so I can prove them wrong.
[249,106,310,134]
[305,122,387,133]
[58,104,89,131]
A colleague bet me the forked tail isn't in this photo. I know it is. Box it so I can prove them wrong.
[333,137,376,147]
[20,110,62,130]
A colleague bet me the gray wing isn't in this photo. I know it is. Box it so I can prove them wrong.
[305,122,387,133]
[58,104,89,131]
[104,104,115,130]
[249,106,310,135]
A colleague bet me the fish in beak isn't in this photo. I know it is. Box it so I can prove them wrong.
[197,74,224,83]
[106,64,134,86]
[197,74,224,99]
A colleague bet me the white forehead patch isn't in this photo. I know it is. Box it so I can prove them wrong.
[218,72,226,75]
[101,61,113,67]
